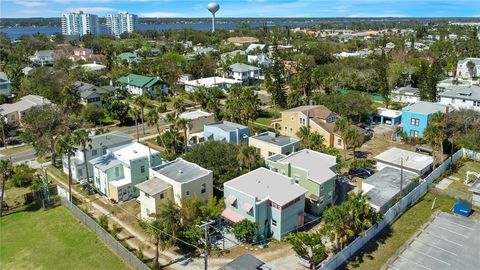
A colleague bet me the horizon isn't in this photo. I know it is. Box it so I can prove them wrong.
[1,0,479,19]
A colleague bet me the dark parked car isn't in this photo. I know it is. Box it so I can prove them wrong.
[349,168,375,179]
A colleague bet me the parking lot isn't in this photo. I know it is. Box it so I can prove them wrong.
[385,212,480,270]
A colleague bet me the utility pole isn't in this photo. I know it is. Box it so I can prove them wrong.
[198,220,215,270]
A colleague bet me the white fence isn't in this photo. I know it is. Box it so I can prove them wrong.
[319,148,478,270]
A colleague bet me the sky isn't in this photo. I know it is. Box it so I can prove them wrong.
[0,0,479,18]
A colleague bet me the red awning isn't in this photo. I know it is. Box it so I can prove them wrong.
[242,203,253,213]
[222,208,245,223]
[226,195,237,205]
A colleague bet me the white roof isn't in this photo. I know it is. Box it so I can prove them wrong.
[374,147,433,172]
[81,63,106,71]
[224,167,307,206]
[112,142,158,164]
[184,76,241,88]
[180,110,212,120]
[377,108,402,118]
[0,95,51,115]
[110,178,131,187]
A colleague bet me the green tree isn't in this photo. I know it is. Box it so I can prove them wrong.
[343,127,363,161]
[424,112,446,167]
[128,107,141,142]
[232,219,258,243]
[80,104,104,127]
[72,129,92,182]
[224,85,261,124]
[265,41,286,108]
[377,50,391,108]
[10,164,35,187]
[134,95,148,134]
[286,231,328,270]
[105,100,130,125]
[237,145,262,171]
[147,107,162,136]
[175,117,190,151]
[0,160,14,217]
[55,134,77,202]
[334,116,351,159]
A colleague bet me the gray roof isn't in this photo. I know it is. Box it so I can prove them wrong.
[151,158,210,184]
[395,86,419,94]
[469,177,480,193]
[89,154,123,171]
[135,177,172,196]
[224,167,307,206]
[205,120,248,132]
[250,132,300,147]
[402,101,451,115]
[219,253,271,270]
[35,50,55,57]
[230,63,260,73]
[73,81,115,99]
[265,154,285,163]
[0,72,9,82]
[374,147,433,173]
[0,95,51,115]
[458,57,480,65]
[363,167,417,209]
[276,149,337,184]
[88,131,133,150]
[439,85,480,101]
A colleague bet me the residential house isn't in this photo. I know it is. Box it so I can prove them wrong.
[456,58,480,79]
[437,78,471,91]
[136,158,213,220]
[179,110,216,144]
[73,81,116,106]
[90,142,162,202]
[29,50,55,66]
[63,131,133,182]
[220,50,246,61]
[272,105,359,150]
[266,149,337,215]
[392,86,420,104]
[0,72,12,96]
[438,84,480,111]
[360,167,418,213]
[184,77,241,92]
[222,167,307,240]
[219,253,272,270]
[369,108,402,126]
[81,63,107,72]
[21,67,33,75]
[0,95,51,124]
[204,120,249,144]
[400,101,452,138]
[116,74,167,96]
[229,63,261,82]
[374,147,434,177]
[246,44,270,66]
[248,132,300,159]
[69,48,104,62]
[117,52,141,64]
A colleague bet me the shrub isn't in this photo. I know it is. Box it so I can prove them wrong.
[99,214,109,230]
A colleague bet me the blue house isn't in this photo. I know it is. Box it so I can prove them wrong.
[401,101,451,138]
[204,120,249,144]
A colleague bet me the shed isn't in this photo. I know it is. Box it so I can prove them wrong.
[453,199,471,217]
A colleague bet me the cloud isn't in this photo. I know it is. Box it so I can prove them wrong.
[139,12,183,18]
[15,1,47,7]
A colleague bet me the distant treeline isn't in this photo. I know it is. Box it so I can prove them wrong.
[1,17,479,28]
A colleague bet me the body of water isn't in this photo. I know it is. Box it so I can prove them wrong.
[0,21,320,40]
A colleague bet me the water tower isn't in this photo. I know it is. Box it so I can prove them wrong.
[207,2,220,33]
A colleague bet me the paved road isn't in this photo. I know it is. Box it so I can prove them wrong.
[0,148,36,163]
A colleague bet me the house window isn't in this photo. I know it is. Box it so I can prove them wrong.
[337,139,342,146]
[410,130,419,138]
[294,175,300,184]
[115,167,119,177]
[140,165,145,173]
[284,126,288,131]
[186,191,190,196]
[474,101,480,107]
[92,149,98,156]
[272,219,277,227]
[410,118,420,126]
[290,128,293,133]
[201,183,206,194]
[146,208,150,216]
[462,99,466,103]
[102,147,107,155]
[160,193,164,199]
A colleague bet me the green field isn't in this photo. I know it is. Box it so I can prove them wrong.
[0,207,130,270]
[342,192,456,270]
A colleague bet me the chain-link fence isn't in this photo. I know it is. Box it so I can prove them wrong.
[61,199,150,270]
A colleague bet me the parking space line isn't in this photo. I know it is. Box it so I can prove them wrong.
[398,255,432,270]
[415,250,451,265]
[424,231,463,247]
[435,225,468,238]
[437,217,474,231]
[415,239,458,256]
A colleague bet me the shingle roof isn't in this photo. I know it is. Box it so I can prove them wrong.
[0,95,51,115]
[73,81,114,98]
[117,74,163,88]
[402,101,452,115]
[88,131,133,150]
[439,85,480,101]
[224,167,307,206]
[230,63,260,73]
[219,253,269,270]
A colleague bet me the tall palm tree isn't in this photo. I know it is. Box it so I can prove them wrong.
[134,95,148,134]
[55,134,77,202]
[0,160,14,217]
[72,129,92,182]
[146,107,161,136]
[429,112,446,163]
[296,126,311,149]
[176,118,190,150]
[334,117,351,158]
[344,127,363,161]
[128,108,141,142]
[173,98,185,114]
[237,145,261,171]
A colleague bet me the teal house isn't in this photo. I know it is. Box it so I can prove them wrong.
[401,101,451,138]
[266,149,337,216]
[90,142,162,202]
[222,168,307,240]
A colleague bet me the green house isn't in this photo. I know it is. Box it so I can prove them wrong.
[266,149,337,216]
[116,74,167,96]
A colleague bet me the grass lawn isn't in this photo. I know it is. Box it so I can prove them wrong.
[0,206,130,270]
[255,117,273,126]
[341,192,456,270]
[452,161,480,183]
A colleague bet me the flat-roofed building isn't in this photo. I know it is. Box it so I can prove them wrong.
[374,147,434,176]
[248,132,300,159]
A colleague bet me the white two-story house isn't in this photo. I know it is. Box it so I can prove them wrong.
[456,58,480,79]
[439,84,480,111]
[229,63,261,82]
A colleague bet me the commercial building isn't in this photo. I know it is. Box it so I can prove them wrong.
[266,149,337,215]
[222,168,307,240]
[106,12,138,36]
[248,132,300,159]
[61,11,100,36]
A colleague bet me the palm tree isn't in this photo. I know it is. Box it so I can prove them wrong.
[176,118,190,150]
[72,129,92,182]
[296,126,311,148]
[128,108,141,142]
[173,98,185,114]
[55,134,77,202]
[134,95,148,134]
[0,160,14,217]
[429,112,447,163]
[343,127,363,161]
[237,145,261,171]
[147,107,161,136]
[334,116,351,158]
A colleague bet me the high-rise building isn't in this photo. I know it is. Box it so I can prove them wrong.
[61,11,100,36]
[106,12,138,37]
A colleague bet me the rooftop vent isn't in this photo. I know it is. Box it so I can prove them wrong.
[178,170,183,174]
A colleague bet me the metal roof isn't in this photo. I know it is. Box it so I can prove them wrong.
[439,85,480,101]
[402,101,452,115]
[117,74,163,88]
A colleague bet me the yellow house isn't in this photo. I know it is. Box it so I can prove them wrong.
[272,105,354,149]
